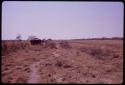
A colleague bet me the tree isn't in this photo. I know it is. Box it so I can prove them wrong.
[27,35,37,40]
[16,34,22,40]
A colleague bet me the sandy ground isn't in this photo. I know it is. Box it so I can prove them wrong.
[1,40,123,84]
[28,61,41,83]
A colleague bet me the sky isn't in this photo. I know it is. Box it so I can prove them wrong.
[2,1,124,40]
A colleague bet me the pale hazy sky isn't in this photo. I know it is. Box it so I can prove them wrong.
[2,1,124,40]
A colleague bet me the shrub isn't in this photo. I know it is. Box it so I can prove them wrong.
[45,39,57,49]
[59,41,72,49]
[55,61,63,67]
[2,40,30,56]
[79,46,112,60]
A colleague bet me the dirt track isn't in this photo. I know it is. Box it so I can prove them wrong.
[28,61,41,83]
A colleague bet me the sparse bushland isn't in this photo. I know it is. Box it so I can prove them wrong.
[2,39,123,84]
[2,40,30,56]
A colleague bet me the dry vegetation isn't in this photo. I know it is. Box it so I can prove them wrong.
[1,39,123,84]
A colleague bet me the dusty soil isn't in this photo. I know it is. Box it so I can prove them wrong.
[1,40,123,84]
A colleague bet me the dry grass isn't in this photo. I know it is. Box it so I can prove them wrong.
[1,39,123,84]
[2,40,30,56]
[79,46,113,60]
[59,41,72,49]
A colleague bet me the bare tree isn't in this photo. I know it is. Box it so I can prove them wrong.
[16,34,22,41]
